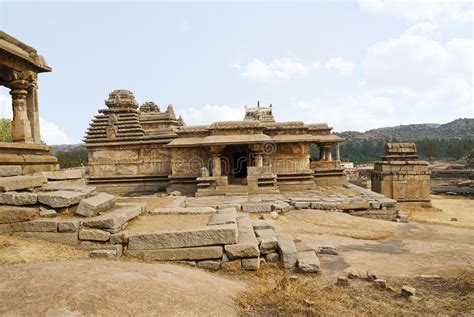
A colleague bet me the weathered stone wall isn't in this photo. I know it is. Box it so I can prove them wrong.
[271,143,310,174]
[89,143,172,178]
[170,147,210,177]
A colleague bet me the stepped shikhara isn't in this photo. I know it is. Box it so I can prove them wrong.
[84,90,346,195]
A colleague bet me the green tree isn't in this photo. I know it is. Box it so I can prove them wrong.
[0,118,12,142]
[447,144,467,160]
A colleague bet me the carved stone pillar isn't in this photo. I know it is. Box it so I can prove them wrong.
[336,143,340,161]
[319,144,326,161]
[207,145,225,177]
[10,86,33,143]
[26,80,41,143]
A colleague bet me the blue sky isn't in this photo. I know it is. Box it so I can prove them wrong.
[0,0,473,144]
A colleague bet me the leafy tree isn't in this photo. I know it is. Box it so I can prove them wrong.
[447,144,467,160]
[52,146,88,168]
[0,118,12,142]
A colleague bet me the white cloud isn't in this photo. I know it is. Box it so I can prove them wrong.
[406,22,441,39]
[364,30,474,118]
[39,117,79,145]
[291,94,397,132]
[232,58,318,81]
[357,0,474,23]
[325,57,355,75]
[180,104,243,125]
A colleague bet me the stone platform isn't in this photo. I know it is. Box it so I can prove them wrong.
[0,142,58,174]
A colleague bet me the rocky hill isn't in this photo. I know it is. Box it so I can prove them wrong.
[336,118,473,141]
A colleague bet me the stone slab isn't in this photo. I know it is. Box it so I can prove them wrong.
[297,251,321,273]
[90,249,117,258]
[40,185,96,195]
[242,202,272,213]
[0,165,22,177]
[39,209,57,218]
[0,192,37,206]
[10,219,57,232]
[0,206,37,224]
[82,205,143,230]
[271,201,292,212]
[224,218,259,260]
[128,224,237,250]
[126,246,224,261]
[196,260,221,271]
[76,192,116,217]
[251,220,275,231]
[277,233,298,269]
[207,208,236,226]
[79,228,110,241]
[37,190,89,208]
[241,257,260,271]
[150,207,216,215]
[12,232,78,246]
[57,220,79,232]
[221,260,242,272]
[294,202,311,209]
[41,169,83,180]
[255,229,278,254]
[110,232,128,244]
[0,175,47,191]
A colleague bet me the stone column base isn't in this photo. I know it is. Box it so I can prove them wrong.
[0,142,59,174]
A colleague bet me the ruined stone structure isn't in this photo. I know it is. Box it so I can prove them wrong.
[371,143,431,204]
[0,31,58,173]
[85,90,346,195]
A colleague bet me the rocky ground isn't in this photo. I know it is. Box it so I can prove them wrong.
[0,194,472,316]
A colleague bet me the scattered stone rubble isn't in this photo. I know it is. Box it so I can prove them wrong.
[0,165,406,272]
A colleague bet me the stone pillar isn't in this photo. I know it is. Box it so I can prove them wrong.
[319,144,326,161]
[336,143,340,161]
[326,146,333,161]
[211,154,221,177]
[26,82,41,144]
[10,86,33,143]
[255,154,263,167]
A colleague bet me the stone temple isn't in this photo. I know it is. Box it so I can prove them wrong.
[84,90,346,196]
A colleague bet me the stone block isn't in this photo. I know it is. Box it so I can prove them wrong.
[224,218,259,259]
[39,209,57,218]
[297,251,321,273]
[242,202,272,213]
[0,165,22,177]
[242,257,260,271]
[271,201,291,212]
[11,219,57,232]
[277,233,298,269]
[90,249,117,258]
[0,175,47,191]
[310,202,337,210]
[295,241,316,252]
[265,252,280,263]
[150,206,216,215]
[207,208,236,226]
[251,219,275,231]
[401,286,416,298]
[37,190,89,208]
[197,260,220,271]
[336,276,349,287]
[79,228,110,241]
[76,192,116,217]
[255,229,278,254]
[294,201,311,209]
[0,206,37,223]
[0,223,11,233]
[221,260,242,272]
[374,279,387,289]
[110,232,128,244]
[126,246,223,261]
[12,232,78,246]
[128,224,237,249]
[318,245,338,255]
[40,185,96,195]
[57,220,79,232]
[83,205,143,230]
[0,192,37,205]
[367,270,378,281]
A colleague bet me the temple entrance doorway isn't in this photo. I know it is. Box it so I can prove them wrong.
[221,145,250,184]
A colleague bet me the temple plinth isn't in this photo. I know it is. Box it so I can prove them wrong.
[0,31,58,174]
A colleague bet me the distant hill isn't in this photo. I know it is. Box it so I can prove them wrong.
[336,118,474,141]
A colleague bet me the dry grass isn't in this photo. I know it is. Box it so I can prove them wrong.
[236,266,474,316]
[0,234,88,265]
